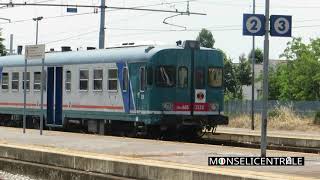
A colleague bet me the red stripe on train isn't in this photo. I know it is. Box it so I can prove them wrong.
[0,102,123,110]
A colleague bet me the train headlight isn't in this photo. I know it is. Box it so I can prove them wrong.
[162,102,173,111]
[209,103,218,111]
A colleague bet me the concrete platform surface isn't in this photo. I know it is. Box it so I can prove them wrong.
[0,127,319,179]
[217,127,320,140]
[212,127,320,149]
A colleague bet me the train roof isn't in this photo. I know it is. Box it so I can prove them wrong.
[0,44,218,67]
[0,45,165,67]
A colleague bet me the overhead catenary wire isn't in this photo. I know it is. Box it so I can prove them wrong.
[0,0,200,25]
[0,2,206,15]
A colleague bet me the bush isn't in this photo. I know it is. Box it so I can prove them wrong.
[314,111,320,125]
[268,109,280,118]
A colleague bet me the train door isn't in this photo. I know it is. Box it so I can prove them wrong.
[129,63,147,114]
[192,49,208,114]
[174,50,192,114]
[47,66,63,127]
[116,62,131,113]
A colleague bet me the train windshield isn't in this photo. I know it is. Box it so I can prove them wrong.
[156,66,176,87]
[208,67,223,87]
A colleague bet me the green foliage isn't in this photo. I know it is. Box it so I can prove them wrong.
[219,51,251,101]
[0,32,6,56]
[222,51,242,100]
[248,48,264,64]
[236,54,252,86]
[269,37,320,100]
[196,28,215,48]
[314,111,320,125]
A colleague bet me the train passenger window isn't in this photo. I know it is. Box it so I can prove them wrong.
[22,72,30,91]
[147,67,153,85]
[79,69,89,91]
[108,68,118,91]
[208,67,223,87]
[123,68,128,91]
[34,72,41,91]
[1,72,9,90]
[140,67,146,91]
[178,67,188,88]
[195,68,204,89]
[11,72,19,91]
[93,69,103,91]
[155,66,176,87]
[65,71,71,91]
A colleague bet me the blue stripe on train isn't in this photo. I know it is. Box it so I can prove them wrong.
[47,67,54,125]
[55,67,63,126]
[0,66,3,80]
[117,62,132,113]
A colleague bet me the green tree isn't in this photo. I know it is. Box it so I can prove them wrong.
[269,37,320,100]
[217,49,242,100]
[0,32,6,56]
[224,56,242,100]
[236,54,252,86]
[248,48,263,64]
[196,28,215,48]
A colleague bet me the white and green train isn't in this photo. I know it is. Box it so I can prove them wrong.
[0,40,228,138]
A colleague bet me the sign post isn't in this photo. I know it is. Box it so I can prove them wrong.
[25,44,45,135]
[23,58,27,134]
[243,1,292,157]
[261,0,270,158]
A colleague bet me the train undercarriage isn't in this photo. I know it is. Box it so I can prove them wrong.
[0,113,228,140]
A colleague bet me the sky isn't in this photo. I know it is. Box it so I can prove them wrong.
[0,0,319,62]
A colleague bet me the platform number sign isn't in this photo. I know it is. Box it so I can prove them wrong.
[243,14,265,36]
[270,15,292,37]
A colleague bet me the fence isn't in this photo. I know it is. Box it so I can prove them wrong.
[224,100,320,115]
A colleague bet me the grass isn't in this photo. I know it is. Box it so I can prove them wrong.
[226,106,320,132]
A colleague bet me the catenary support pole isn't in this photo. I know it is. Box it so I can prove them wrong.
[40,58,44,135]
[9,34,13,55]
[99,0,105,49]
[261,0,270,158]
[251,0,256,131]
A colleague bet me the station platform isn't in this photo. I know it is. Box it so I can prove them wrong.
[0,127,319,180]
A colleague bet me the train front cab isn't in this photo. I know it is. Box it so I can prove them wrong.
[147,41,228,132]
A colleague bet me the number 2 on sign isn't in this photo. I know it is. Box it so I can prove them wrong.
[250,19,258,31]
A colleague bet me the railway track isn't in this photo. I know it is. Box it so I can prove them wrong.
[200,133,320,154]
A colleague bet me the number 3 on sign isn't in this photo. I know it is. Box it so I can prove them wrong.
[270,15,292,37]
[243,14,265,36]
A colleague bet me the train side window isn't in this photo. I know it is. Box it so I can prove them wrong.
[79,69,89,91]
[123,67,128,92]
[155,66,176,87]
[1,72,9,90]
[108,68,118,91]
[147,67,153,86]
[140,67,146,91]
[208,67,223,87]
[93,69,103,91]
[34,72,41,91]
[195,68,204,89]
[65,70,71,91]
[11,72,19,91]
[22,72,30,91]
[178,66,188,88]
